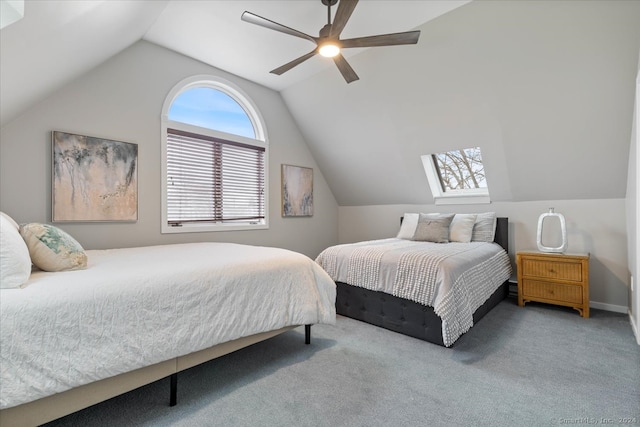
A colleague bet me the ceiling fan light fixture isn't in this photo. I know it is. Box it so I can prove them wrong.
[319,42,340,58]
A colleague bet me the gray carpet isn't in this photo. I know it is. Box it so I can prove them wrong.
[44,298,640,427]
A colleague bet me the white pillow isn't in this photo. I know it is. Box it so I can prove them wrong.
[471,212,497,242]
[0,212,32,289]
[396,213,420,239]
[449,214,477,243]
[20,223,87,272]
[1,211,19,229]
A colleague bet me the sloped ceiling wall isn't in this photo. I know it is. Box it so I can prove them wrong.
[281,0,640,206]
[0,0,170,127]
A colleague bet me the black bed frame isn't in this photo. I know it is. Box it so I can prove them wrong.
[168,325,312,406]
[334,217,509,347]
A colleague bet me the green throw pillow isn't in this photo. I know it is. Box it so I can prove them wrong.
[20,223,87,272]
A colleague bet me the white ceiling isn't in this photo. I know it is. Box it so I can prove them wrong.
[0,0,468,126]
[143,0,469,91]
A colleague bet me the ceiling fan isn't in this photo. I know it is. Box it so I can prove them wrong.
[241,0,421,83]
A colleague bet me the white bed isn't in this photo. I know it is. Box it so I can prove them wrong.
[0,241,336,426]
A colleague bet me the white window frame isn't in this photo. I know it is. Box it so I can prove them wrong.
[161,75,269,233]
[421,152,491,205]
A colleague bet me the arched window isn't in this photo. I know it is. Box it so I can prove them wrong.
[161,76,268,233]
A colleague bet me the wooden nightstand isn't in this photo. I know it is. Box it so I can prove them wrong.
[516,251,590,318]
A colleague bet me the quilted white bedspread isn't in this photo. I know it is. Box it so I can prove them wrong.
[0,242,336,410]
[316,239,511,346]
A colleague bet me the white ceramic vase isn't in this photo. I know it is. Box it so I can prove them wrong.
[536,208,567,253]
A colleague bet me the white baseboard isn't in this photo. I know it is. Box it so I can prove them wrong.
[589,302,639,346]
[589,300,628,313]
[589,302,640,346]
[629,311,640,346]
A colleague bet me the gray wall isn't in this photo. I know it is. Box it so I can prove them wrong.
[339,200,629,312]
[626,56,639,342]
[0,41,338,259]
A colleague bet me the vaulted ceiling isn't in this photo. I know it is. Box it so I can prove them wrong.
[2,0,639,206]
[0,0,468,126]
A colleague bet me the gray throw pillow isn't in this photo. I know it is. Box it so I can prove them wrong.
[412,213,455,243]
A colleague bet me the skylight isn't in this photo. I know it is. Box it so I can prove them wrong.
[422,147,490,205]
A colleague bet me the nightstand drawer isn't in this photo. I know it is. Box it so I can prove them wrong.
[522,279,582,304]
[521,259,583,282]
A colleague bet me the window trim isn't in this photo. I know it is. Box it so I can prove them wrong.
[421,153,491,205]
[161,75,269,233]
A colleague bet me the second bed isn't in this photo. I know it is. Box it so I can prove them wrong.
[316,214,511,347]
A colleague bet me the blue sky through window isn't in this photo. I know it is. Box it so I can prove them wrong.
[169,87,255,139]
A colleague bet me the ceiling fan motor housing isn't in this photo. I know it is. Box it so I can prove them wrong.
[319,24,332,38]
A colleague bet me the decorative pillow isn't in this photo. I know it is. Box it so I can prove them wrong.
[19,223,87,272]
[412,213,455,243]
[449,214,477,243]
[471,212,497,242]
[396,213,420,239]
[0,212,32,288]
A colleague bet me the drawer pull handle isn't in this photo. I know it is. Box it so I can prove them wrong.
[548,269,555,273]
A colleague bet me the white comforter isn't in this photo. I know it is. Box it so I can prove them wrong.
[0,242,336,410]
[316,239,511,346]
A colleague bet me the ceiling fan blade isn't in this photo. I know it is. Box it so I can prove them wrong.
[270,50,318,75]
[341,30,421,48]
[330,0,358,38]
[241,11,318,44]
[333,54,359,83]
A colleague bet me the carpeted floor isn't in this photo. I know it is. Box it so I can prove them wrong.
[44,298,640,427]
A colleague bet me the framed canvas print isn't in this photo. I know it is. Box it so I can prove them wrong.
[52,131,138,222]
[281,164,313,217]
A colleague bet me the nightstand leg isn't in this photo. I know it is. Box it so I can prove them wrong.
[517,280,524,307]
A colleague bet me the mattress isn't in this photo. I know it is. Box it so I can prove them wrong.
[316,239,511,346]
[0,242,336,410]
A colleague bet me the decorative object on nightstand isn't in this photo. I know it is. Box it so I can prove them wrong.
[536,208,567,253]
[516,251,589,318]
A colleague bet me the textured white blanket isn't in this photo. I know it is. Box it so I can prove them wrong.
[0,243,336,409]
[316,239,511,346]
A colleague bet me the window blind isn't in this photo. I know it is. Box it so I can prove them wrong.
[167,128,265,226]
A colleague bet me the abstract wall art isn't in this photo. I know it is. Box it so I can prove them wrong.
[52,131,138,222]
[281,164,313,217]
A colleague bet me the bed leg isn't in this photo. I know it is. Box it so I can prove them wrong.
[305,324,311,344]
[169,373,177,407]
